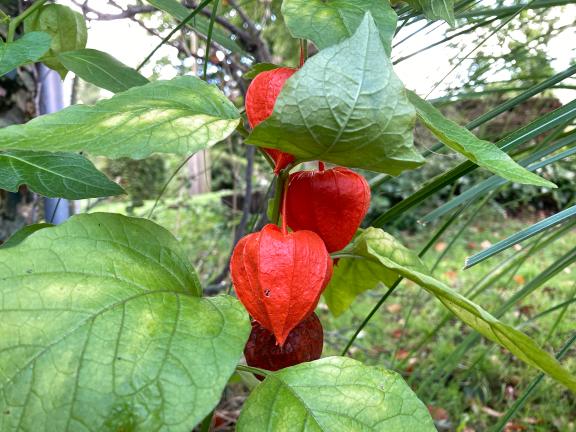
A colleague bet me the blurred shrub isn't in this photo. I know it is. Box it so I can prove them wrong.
[104,156,166,211]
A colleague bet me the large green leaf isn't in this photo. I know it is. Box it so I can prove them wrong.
[281,0,397,55]
[59,49,149,93]
[247,14,424,175]
[403,0,455,26]
[0,76,240,159]
[237,357,435,431]
[147,0,247,55]
[25,4,88,78]
[327,228,576,393]
[0,213,251,431]
[0,150,124,199]
[408,91,556,188]
[0,32,51,77]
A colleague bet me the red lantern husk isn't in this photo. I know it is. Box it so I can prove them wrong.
[245,67,296,173]
[286,166,371,252]
[230,224,332,346]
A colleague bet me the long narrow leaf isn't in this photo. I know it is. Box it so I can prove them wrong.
[417,245,576,394]
[466,205,576,268]
[457,0,574,20]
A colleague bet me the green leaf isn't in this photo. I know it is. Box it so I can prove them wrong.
[243,62,280,80]
[247,14,424,175]
[404,0,455,26]
[0,32,51,77]
[327,228,576,393]
[25,4,88,79]
[147,0,247,56]
[0,76,240,159]
[237,357,435,431]
[371,99,576,228]
[59,49,149,93]
[1,223,53,248]
[0,213,251,431]
[422,135,576,224]
[281,0,397,55]
[0,150,125,199]
[324,257,396,317]
[407,91,556,188]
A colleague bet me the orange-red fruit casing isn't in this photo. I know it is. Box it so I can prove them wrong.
[286,166,371,253]
[245,67,296,173]
[244,313,323,374]
[230,224,333,346]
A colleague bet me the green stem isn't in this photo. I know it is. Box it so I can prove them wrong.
[269,169,289,226]
[341,278,402,356]
[7,0,48,43]
[137,0,213,72]
[203,0,220,81]
[299,39,308,67]
[236,364,270,376]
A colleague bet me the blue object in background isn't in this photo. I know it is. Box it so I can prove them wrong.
[38,64,70,224]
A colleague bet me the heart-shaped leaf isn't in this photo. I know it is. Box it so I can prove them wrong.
[246,13,424,175]
[0,76,240,160]
[237,356,435,431]
[326,228,576,393]
[0,213,251,431]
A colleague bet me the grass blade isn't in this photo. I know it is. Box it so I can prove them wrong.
[465,204,576,268]
[138,0,214,71]
[490,333,576,431]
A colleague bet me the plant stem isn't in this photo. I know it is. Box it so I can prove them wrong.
[341,278,402,356]
[299,39,308,67]
[270,169,289,226]
[137,0,213,72]
[203,0,220,81]
[281,175,289,235]
[7,0,48,43]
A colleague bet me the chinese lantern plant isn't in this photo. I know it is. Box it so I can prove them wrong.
[1,1,576,432]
